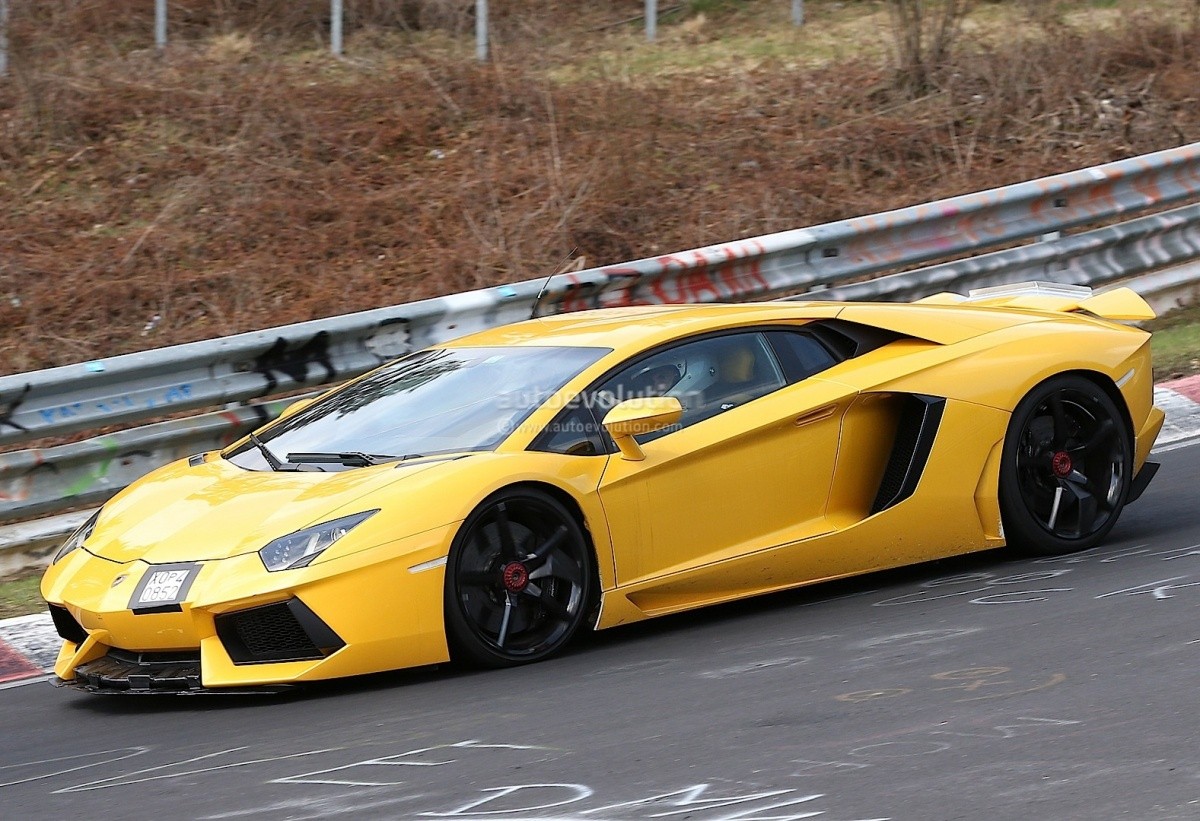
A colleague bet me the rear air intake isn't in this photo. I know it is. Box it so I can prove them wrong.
[214,598,344,664]
[871,394,946,514]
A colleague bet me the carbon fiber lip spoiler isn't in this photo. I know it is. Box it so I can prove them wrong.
[51,676,291,695]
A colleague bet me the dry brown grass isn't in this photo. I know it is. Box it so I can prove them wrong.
[1,0,1198,374]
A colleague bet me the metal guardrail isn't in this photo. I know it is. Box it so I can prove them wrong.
[793,201,1200,303]
[3,143,1200,572]
[4,142,1199,449]
[0,397,301,523]
[1121,261,1200,316]
[7,264,1194,579]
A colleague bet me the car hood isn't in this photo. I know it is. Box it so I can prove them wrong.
[85,454,468,565]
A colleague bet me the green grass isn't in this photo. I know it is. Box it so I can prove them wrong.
[550,0,894,82]
[1148,302,1200,381]
[689,0,751,13]
[0,572,45,620]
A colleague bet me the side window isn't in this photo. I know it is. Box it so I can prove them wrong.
[766,331,838,383]
[594,332,787,444]
[529,397,606,456]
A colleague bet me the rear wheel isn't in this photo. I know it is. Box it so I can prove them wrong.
[1000,375,1132,556]
[444,488,595,667]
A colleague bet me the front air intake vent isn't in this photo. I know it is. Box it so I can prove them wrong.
[214,598,343,665]
[48,604,89,645]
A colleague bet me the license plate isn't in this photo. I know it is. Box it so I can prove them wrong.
[138,570,190,604]
[130,563,199,610]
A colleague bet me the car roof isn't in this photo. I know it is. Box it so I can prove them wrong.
[444,300,1067,353]
[443,303,845,353]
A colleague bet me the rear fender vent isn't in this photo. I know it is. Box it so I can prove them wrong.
[215,598,344,665]
[871,394,946,514]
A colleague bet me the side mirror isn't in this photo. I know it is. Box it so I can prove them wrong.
[602,397,682,461]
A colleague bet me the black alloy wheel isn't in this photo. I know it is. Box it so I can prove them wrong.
[1000,375,1133,555]
[445,488,595,667]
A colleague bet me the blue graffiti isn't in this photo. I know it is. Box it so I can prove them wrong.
[37,384,194,422]
[94,395,137,414]
[144,383,193,410]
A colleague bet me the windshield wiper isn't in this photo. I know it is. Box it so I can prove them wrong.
[286,451,389,467]
[249,432,286,471]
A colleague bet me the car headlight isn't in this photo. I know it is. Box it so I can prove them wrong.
[258,510,379,572]
[54,511,100,564]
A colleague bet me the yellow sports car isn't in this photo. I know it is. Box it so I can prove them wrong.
[41,282,1164,693]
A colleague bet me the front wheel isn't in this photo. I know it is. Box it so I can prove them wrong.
[444,489,595,667]
[999,375,1132,556]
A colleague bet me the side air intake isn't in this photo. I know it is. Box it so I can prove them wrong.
[871,395,946,514]
[214,598,344,664]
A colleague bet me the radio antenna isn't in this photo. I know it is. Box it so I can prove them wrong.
[530,246,578,320]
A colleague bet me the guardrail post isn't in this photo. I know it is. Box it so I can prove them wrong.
[476,0,489,62]
[646,0,657,42]
[154,0,167,50]
[0,0,9,78]
[330,0,343,56]
[792,0,805,27]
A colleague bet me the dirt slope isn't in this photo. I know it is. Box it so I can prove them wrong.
[1,0,1197,374]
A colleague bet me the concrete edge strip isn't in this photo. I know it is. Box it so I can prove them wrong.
[0,616,59,686]
[2,377,1199,684]
[1153,375,1200,451]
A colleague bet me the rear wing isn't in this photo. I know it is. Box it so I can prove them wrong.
[915,282,1155,321]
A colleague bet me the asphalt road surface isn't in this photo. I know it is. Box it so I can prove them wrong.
[3,443,1198,821]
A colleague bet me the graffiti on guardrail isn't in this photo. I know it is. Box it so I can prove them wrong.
[0,398,297,523]
[251,332,337,397]
[0,385,30,434]
[1,143,1200,564]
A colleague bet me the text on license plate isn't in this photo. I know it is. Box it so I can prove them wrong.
[138,570,191,604]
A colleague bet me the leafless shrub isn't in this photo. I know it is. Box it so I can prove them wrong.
[1,4,1198,373]
[887,0,974,95]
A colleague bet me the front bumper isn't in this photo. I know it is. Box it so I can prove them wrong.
[48,598,335,694]
[41,525,455,692]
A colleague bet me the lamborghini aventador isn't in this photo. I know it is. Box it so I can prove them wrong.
[41,282,1164,692]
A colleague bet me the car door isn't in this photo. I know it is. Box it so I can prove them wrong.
[593,330,858,587]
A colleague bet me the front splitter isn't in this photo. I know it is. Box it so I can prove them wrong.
[52,676,293,695]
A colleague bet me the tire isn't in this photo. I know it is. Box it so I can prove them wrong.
[999,375,1133,556]
[444,488,596,667]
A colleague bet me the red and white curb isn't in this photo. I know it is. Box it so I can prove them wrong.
[2,377,1199,688]
[0,614,59,689]
[1153,375,1200,453]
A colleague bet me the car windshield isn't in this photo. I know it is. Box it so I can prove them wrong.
[226,345,609,471]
